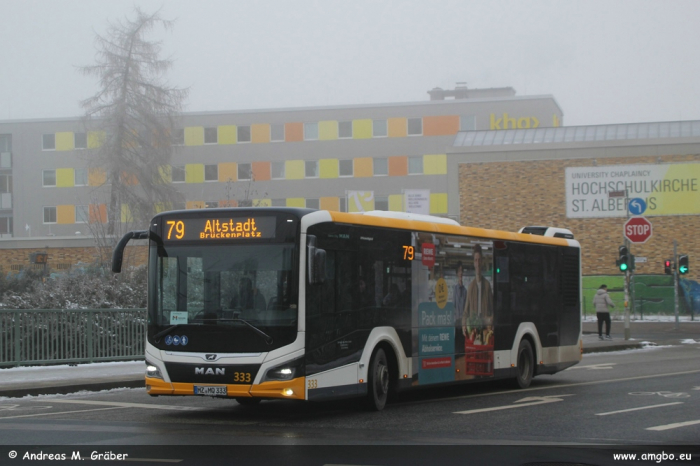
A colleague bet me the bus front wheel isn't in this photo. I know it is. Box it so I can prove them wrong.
[513,339,534,389]
[366,347,390,411]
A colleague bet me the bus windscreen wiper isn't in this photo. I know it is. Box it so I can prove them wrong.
[154,324,183,340]
[218,318,274,345]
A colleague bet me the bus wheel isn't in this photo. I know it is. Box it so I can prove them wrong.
[513,339,534,389]
[366,348,390,411]
[235,397,261,407]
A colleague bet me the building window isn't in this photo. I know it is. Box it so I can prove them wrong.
[271,161,285,179]
[0,134,11,152]
[408,156,423,174]
[304,122,318,141]
[375,196,388,211]
[339,197,346,212]
[306,198,319,209]
[74,168,87,186]
[173,128,185,145]
[373,157,388,176]
[75,205,89,223]
[460,115,476,131]
[238,163,251,180]
[271,198,286,207]
[74,132,87,149]
[43,206,57,224]
[338,159,353,177]
[373,119,387,137]
[42,134,56,150]
[0,216,11,235]
[338,121,352,139]
[0,152,10,168]
[43,170,56,187]
[204,164,218,182]
[271,124,285,142]
[305,160,318,178]
[407,118,423,136]
[237,125,251,143]
[171,165,185,183]
[0,174,12,193]
[204,127,218,144]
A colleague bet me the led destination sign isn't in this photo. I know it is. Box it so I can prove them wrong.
[163,216,277,241]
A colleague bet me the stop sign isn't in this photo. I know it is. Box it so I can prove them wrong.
[624,217,652,243]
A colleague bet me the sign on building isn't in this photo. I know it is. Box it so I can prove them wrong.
[405,189,430,215]
[565,163,700,218]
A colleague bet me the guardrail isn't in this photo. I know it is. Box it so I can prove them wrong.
[0,309,146,367]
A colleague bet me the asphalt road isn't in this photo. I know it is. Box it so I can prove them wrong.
[0,341,698,465]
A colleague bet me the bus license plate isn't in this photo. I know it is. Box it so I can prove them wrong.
[194,386,227,396]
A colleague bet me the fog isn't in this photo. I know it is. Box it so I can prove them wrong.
[2,0,699,126]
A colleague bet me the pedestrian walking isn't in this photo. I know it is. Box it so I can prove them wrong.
[593,284,615,340]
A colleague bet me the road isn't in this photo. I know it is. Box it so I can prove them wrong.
[0,343,699,465]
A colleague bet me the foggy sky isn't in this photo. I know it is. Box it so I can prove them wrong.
[2,0,699,126]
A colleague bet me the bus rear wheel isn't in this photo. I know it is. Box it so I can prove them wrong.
[366,348,390,411]
[513,339,534,389]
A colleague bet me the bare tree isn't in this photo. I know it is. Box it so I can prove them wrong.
[79,7,188,240]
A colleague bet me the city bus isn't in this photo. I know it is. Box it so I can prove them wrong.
[112,208,582,411]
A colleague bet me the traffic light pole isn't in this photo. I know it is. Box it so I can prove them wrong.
[624,190,631,341]
[674,240,679,330]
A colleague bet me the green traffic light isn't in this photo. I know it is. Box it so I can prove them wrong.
[619,263,628,271]
[679,265,688,274]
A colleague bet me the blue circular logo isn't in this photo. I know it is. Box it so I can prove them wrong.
[628,198,647,215]
[164,335,173,346]
[173,335,181,346]
[181,335,188,346]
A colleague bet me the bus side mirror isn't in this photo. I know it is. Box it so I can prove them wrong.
[307,235,326,285]
[112,230,148,273]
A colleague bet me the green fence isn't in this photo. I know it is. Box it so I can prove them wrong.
[0,309,146,367]
[582,275,683,320]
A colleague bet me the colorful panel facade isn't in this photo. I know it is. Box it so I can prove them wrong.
[186,201,205,209]
[286,198,305,208]
[320,197,340,211]
[423,154,448,175]
[56,168,74,187]
[55,132,74,151]
[430,193,448,214]
[89,204,107,224]
[285,160,305,180]
[423,116,460,136]
[319,159,339,179]
[252,162,271,181]
[87,131,104,149]
[319,121,338,140]
[186,164,204,183]
[285,122,304,142]
[353,157,373,178]
[88,168,106,186]
[218,125,237,145]
[251,124,270,144]
[388,194,403,211]
[388,117,408,138]
[388,156,408,176]
[185,127,204,146]
[218,163,237,182]
[57,205,74,224]
[352,119,372,139]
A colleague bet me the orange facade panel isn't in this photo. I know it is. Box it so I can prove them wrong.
[388,117,408,138]
[388,156,408,176]
[89,204,107,224]
[285,122,304,142]
[252,162,271,181]
[251,124,271,144]
[423,115,460,136]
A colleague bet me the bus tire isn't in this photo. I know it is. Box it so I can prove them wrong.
[513,339,534,389]
[235,397,261,407]
[366,347,390,411]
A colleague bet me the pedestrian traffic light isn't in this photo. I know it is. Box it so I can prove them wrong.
[678,255,689,275]
[664,259,673,275]
[616,246,630,272]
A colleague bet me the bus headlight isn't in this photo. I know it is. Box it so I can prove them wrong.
[262,357,304,382]
[146,361,163,379]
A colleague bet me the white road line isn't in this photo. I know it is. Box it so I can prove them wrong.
[0,406,125,420]
[596,402,684,416]
[454,395,573,415]
[39,399,203,411]
[647,419,700,431]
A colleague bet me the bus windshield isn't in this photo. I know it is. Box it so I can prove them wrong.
[149,242,298,352]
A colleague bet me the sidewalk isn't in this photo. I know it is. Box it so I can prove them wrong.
[0,321,697,398]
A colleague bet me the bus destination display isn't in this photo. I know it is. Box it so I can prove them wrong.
[163,216,277,241]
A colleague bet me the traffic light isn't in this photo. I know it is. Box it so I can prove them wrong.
[678,255,689,275]
[616,246,630,272]
[664,259,673,275]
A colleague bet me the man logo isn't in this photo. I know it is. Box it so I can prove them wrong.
[195,367,225,376]
[205,354,217,361]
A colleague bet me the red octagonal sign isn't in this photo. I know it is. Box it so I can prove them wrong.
[624,216,653,244]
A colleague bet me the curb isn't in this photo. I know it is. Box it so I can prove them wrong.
[0,378,144,398]
[582,343,643,354]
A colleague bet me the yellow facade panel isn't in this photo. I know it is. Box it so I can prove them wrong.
[352,119,372,139]
[56,168,74,187]
[186,164,204,183]
[430,193,448,214]
[218,125,237,145]
[121,204,133,223]
[251,124,270,143]
[388,194,404,212]
[185,127,204,146]
[186,201,205,209]
[423,154,447,175]
[87,131,105,149]
[286,198,305,208]
[388,118,407,137]
[254,199,272,207]
[55,132,74,151]
[56,205,74,224]
[218,163,237,182]
[318,121,338,140]
[158,165,171,184]
[285,160,305,180]
[319,159,338,179]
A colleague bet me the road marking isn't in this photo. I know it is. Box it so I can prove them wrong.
[455,395,574,414]
[38,399,203,411]
[0,406,125,420]
[647,419,700,431]
[596,402,684,416]
[567,363,616,370]
[629,391,689,398]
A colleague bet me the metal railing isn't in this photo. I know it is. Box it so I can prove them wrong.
[0,309,146,367]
